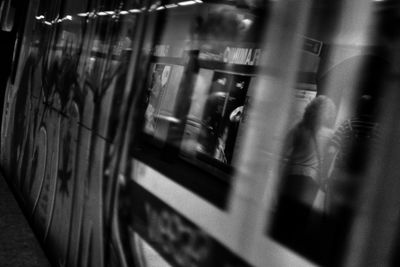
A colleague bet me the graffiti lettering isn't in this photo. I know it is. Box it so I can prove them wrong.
[145,203,210,267]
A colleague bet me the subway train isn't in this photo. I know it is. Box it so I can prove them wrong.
[2,0,400,266]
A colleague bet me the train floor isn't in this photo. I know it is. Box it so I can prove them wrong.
[0,173,51,267]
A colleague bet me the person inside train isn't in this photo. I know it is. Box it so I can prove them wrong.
[322,94,382,264]
[281,95,336,208]
[325,95,381,212]
[271,95,337,259]
[324,54,389,217]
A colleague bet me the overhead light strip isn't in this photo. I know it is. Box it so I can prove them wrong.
[178,0,197,6]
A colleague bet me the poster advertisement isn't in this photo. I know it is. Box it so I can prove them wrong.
[144,64,172,136]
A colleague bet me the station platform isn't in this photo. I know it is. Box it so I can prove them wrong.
[0,174,51,267]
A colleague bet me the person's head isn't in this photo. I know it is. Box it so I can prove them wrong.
[302,95,336,131]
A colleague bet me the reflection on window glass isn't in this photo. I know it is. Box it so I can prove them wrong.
[142,62,252,166]
[139,1,267,171]
[186,72,249,164]
[270,93,337,261]
[268,6,392,264]
[144,64,173,136]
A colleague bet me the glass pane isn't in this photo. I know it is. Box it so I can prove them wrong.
[268,0,394,265]
[182,71,250,164]
[138,0,269,171]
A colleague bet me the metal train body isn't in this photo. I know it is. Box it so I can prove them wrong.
[2,0,400,266]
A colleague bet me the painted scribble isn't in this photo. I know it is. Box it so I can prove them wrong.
[0,1,137,266]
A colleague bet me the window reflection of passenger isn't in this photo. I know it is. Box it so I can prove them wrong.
[197,75,248,164]
[327,95,380,212]
[197,90,228,160]
[197,94,244,164]
[272,95,336,258]
[324,95,381,263]
[282,95,336,206]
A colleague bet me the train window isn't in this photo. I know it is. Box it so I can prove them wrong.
[267,1,395,266]
[180,71,250,165]
[131,0,269,207]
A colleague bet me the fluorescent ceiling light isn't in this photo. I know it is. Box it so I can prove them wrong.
[178,0,197,6]
[129,9,141,13]
[120,10,129,15]
[165,4,178,8]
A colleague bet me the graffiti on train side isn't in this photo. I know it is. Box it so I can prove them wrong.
[57,127,73,196]
[1,22,131,266]
[145,203,211,267]
[117,180,254,267]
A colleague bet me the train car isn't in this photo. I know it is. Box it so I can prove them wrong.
[2,0,400,267]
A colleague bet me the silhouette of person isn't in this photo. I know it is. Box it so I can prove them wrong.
[271,95,337,259]
[326,95,381,213]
